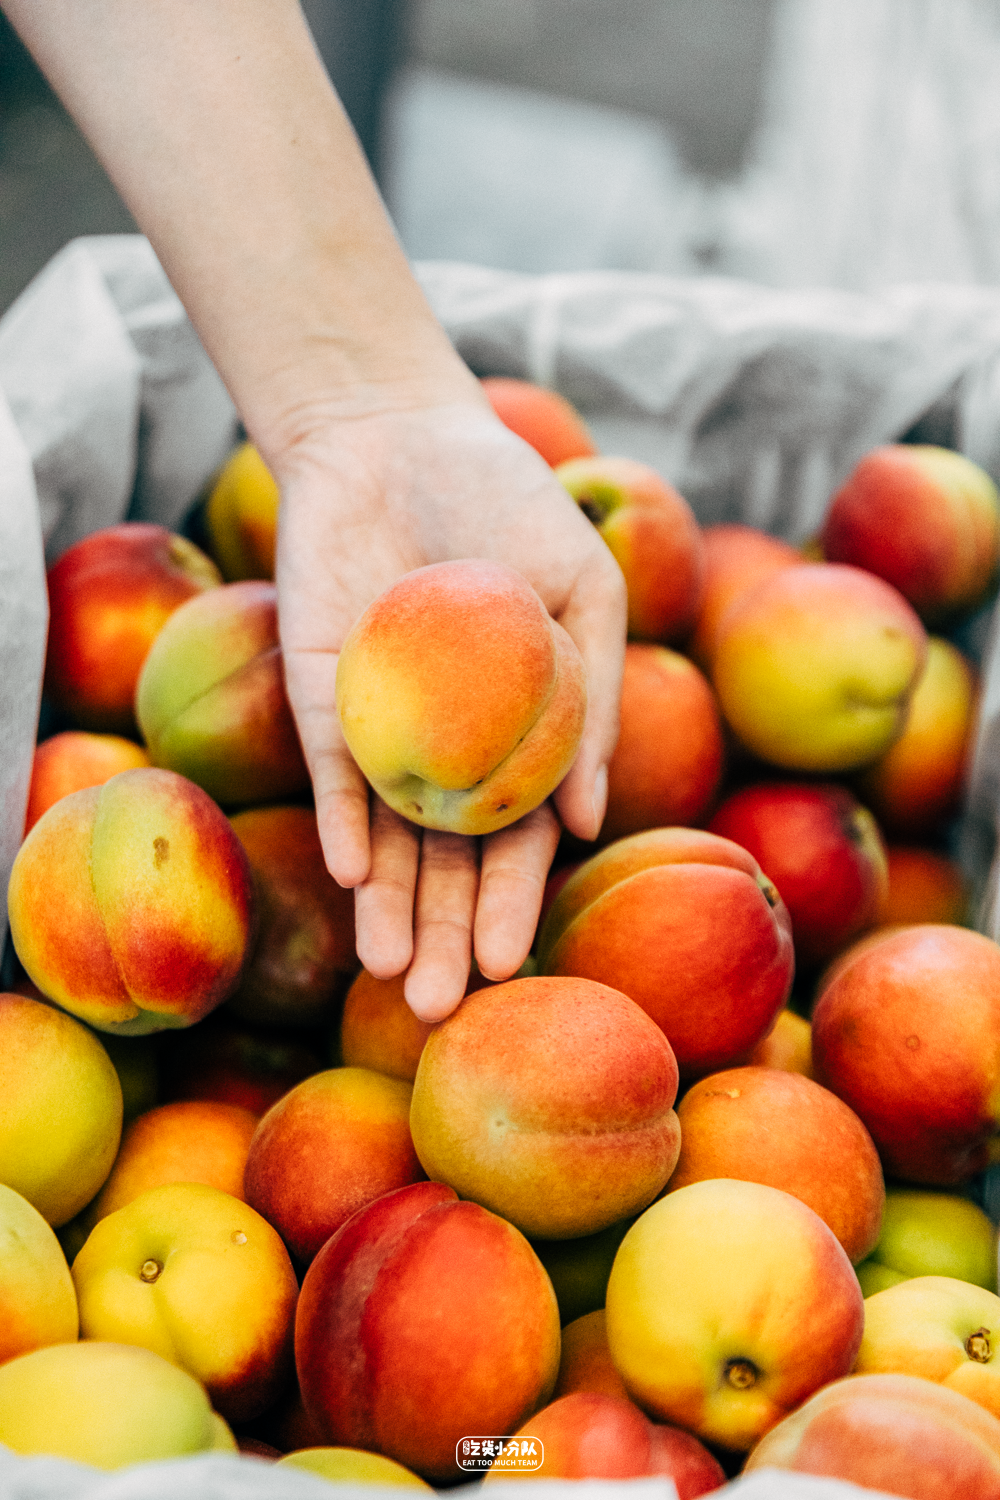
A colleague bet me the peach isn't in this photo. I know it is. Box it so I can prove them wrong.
[604,1179,865,1452]
[72,1181,298,1422]
[859,1189,997,1293]
[821,444,1000,625]
[878,845,970,927]
[712,562,927,771]
[480,376,597,467]
[747,1007,813,1077]
[409,975,680,1239]
[204,441,279,581]
[555,456,704,642]
[159,1014,323,1116]
[294,1180,561,1482]
[227,805,357,1028]
[278,1447,433,1488]
[339,970,436,1082]
[24,730,150,835]
[708,780,888,966]
[599,644,724,842]
[856,1277,1000,1419]
[666,1065,884,1263]
[743,1372,1000,1497]
[532,1217,634,1325]
[8,767,255,1035]
[336,560,586,836]
[135,579,310,806]
[856,636,979,837]
[43,522,221,735]
[0,1341,236,1467]
[555,1310,630,1401]
[244,1066,425,1264]
[812,924,1000,1183]
[0,1185,78,1363]
[0,991,122,1225]
[688,522,804,673]
[537,828,794,1078]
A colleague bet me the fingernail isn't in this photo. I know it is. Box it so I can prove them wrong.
[591,764,608,838]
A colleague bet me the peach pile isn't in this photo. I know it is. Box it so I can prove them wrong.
[3,381,1000,1493]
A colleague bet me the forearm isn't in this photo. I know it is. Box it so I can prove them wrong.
[3,0,479,465]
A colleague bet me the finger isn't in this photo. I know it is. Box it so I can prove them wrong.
[474,800,561,980]
[354,797,420,978]
[404,829,480,1023]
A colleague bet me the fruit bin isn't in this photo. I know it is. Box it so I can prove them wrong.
[4,235,1000,1498]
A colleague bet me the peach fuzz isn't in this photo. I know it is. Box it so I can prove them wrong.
[135,580,310,807]
[204,441,279,581]
[278,1447,433,1489]
[666,1065,884,1263]
[24,731,150,835]
[856,1277,1000,1419]
[856,636,979,837]
[743,1372,1000,1497]
[555,1311,629,1401]
[712,562,927,772]
[879,844,969,927]
[409,975,680,1239]
[747,1007,813,1077]
[688,522,804,673]
[8,767,254,1036]
[0,992,122,1225]
[480,376,597,467]
[600,644,724,843]
[0,1185,78,1363]
[228,805,357,1028]
[821,444,1000,625]
[339,970,436,1082]
[605,1180,865,1452]
[295,1180,561,1482]
[555,455,704,643]
[244,1066,424,1264]
[43,522,221,735]
[537,828,794,1078]
[72,1181,298,1424]
[812,924,1000,1184]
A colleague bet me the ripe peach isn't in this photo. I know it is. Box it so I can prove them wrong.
[336,560,586,836]
[243,1066,425,1264]
[227,805,357,1028]
[666,1065,884,1263]
[409,975,681,1239]
[204,441,279,581]
[295,1180,561,1482]
[600,644,724,842]
[688,523,804,674]
[135,580,309,806]
[339,970,436,1082]
[43,522,221,735]
[856,1277,1000,1419]
[555,1311,629,1401]
[537,828,794,1078]
[821,444,1000,625]
[879,844,969,927]
[480,376,597,467]
[0,1185,78,1363]
[747,1007,813,1077]
[555,456,704,643]
[8,767,255,1035]
[712,562,927,772]
[24,731,150,835]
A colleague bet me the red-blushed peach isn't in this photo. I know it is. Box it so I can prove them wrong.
[480,376,597,467]
[204,441,279,581]
[859,1189,997,1294]
[604,1179,865,1452]
[158,1015,323,1116]
[135,580,309,806]
[743,1372,1000,1497]
[688,523,804,674]
[821,444,1000,626]
[335,560,586,836]
[24,731,150,835]
[482,1391,726,1494]
[44,523,222,735]
[537,828,794,1079]
[747,1007,813,1077]
[555,456,704,643]
[599,644,724,842]
[0,992,122,1225]
[0,1184,78,1363]
[665,1065,884,1263]
[295,1180,561,1481]
[554,1311,630,1401]
[856,1277,1000,1419]
[878,845,970,927]
[0,1341,236,1467]
[409,976,680,1239]
[531,1218,634,1325]
[227,805,357,1028]
[811,924,1000,1184]
[712,562,927,772]
[72,1181,298,1423]
[243,1066,425,1264]
[708,781,888,967]
[339,970,436,1083]
[278,1447,434,1488]
[856,636,979,837]
[8,767,255,1036]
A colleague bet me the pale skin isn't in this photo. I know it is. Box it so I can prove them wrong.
[5,1,626,1020]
